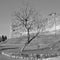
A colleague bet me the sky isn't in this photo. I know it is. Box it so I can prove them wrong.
[0,0,60,38]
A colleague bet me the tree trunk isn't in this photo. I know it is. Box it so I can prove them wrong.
[27,28,30,41]
[21,28,30,51]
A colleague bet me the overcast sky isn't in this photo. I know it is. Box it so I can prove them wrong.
[0,0,60,38]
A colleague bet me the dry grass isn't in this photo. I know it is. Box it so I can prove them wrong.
[1,34,60,60]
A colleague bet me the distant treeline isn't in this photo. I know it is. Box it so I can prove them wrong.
[0,35,7,42]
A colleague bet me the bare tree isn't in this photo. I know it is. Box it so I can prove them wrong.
[11,6,48,52]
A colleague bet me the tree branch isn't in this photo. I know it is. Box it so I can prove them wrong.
[28,31,39,44]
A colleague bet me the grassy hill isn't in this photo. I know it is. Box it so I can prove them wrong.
[1,33,60,60]
[1,40,60,60]
[3,33,60,50]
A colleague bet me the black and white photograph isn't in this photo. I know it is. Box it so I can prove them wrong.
[0,0,60,60]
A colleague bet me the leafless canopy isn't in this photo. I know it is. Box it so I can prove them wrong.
[12,6,48,51]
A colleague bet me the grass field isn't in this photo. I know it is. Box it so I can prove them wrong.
[2,33,60,49]
[1,33,60,60]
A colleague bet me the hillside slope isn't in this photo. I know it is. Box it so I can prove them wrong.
[3,33,60,50]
